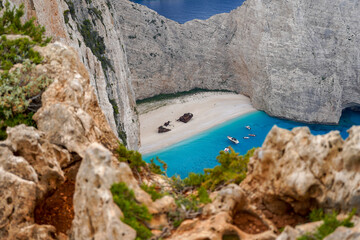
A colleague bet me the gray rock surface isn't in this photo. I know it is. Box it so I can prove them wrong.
[33,42,120,156]
[71,143,136,240]
[10,0,139,149]
[241,125,360,216]
[116,0,360,123]
[0,125,66,240]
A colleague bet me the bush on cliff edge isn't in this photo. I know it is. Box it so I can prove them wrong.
[0,1,52,140]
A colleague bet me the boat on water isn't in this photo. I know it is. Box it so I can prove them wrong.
[243,136,250,139]
[245,125,251,130]
[227,136,239,144]
[248,134,256,137]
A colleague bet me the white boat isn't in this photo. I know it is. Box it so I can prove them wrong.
[243,136,250,139]
[245,125,251,130]
[227,136,239,144]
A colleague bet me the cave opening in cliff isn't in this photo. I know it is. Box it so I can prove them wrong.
[34,153,82,234]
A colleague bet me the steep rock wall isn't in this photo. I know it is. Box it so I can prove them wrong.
[9,0,140,149]
[117,0,360,124]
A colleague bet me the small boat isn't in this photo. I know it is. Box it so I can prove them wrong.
[248,134,256,137]
[245,125,251,130]
[243,136,250,139]
[227,136,239,144]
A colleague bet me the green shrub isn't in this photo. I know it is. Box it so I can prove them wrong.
[140,183,164,201]
[111,182,152,240]
[63,10,70,24]
[0,2,52,140]
[0,1,51,45]
[0,36,42,71]
[0,61,52,140]
[309,208,325,222]
[202,147,255,190]
[0,112,35,140]
[149,156,167,175]
[116,143,146,172]
[0,1,51,71]
[175,194,199,212]
[171,148,255,192]
[79,19,113,71]
[183,172,206,188]
[170,174,186,193]
[197,186,211,204]
[0,60,52,118]
[297,209,356,240]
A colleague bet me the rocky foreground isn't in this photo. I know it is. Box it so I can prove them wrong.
[1,41,360,240]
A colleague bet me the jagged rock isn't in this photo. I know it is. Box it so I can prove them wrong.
[33,42,119,157]
[72,142,177,239]
[158,125,171,133]
[0,168,37,239]
[169,211,276,240]
[203,184,247,216]
[71,143,136,240]
[171,184,275,240]
[0,124,73,239]
[14,224,58,240]
[276,216,360,240]
[13,0,140,149]
[323,223,360,240]
[5,125,65,199]
[241,125,360,218]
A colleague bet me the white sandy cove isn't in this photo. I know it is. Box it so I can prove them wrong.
[138,92,256,154]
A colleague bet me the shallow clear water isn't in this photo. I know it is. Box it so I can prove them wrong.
[143,109,360,178]
[130,0,246,23]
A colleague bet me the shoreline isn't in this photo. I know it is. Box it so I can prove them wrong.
[138,92,256,154]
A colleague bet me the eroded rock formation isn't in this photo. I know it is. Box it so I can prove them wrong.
[0,40,176,239]
[242,126,360,216]
[10,0,140,149]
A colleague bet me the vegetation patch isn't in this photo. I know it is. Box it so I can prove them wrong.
[0,61,52,139]
[176,148,255,191]
[117,128,127,147]
[148,156,167,175]
[88,7,103,25]
[63,10,70,24]
[64,0,76,21]
[111,182,152,240]
[136,88,234,105]
[116,143,146,172]
[0,2,51,45]
[140,183,164,201]
[109,98,119,114]
[0,1,52,140]
[0,36,42,70]
[297,209,356,240]
[79,19,113,71]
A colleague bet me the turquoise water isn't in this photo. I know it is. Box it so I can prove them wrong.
[143,109,360,178]
[130,0,246,23]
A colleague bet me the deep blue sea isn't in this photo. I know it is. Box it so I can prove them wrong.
[143,109,360,178]
[130,0,246,23]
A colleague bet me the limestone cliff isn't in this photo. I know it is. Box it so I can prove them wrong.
[9,0,140,149]
[117,0,360,124]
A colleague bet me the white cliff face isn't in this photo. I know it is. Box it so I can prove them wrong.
[116,0,360,124]
[10,0,140,149]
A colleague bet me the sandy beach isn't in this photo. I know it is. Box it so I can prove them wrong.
[138,92,256,154]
